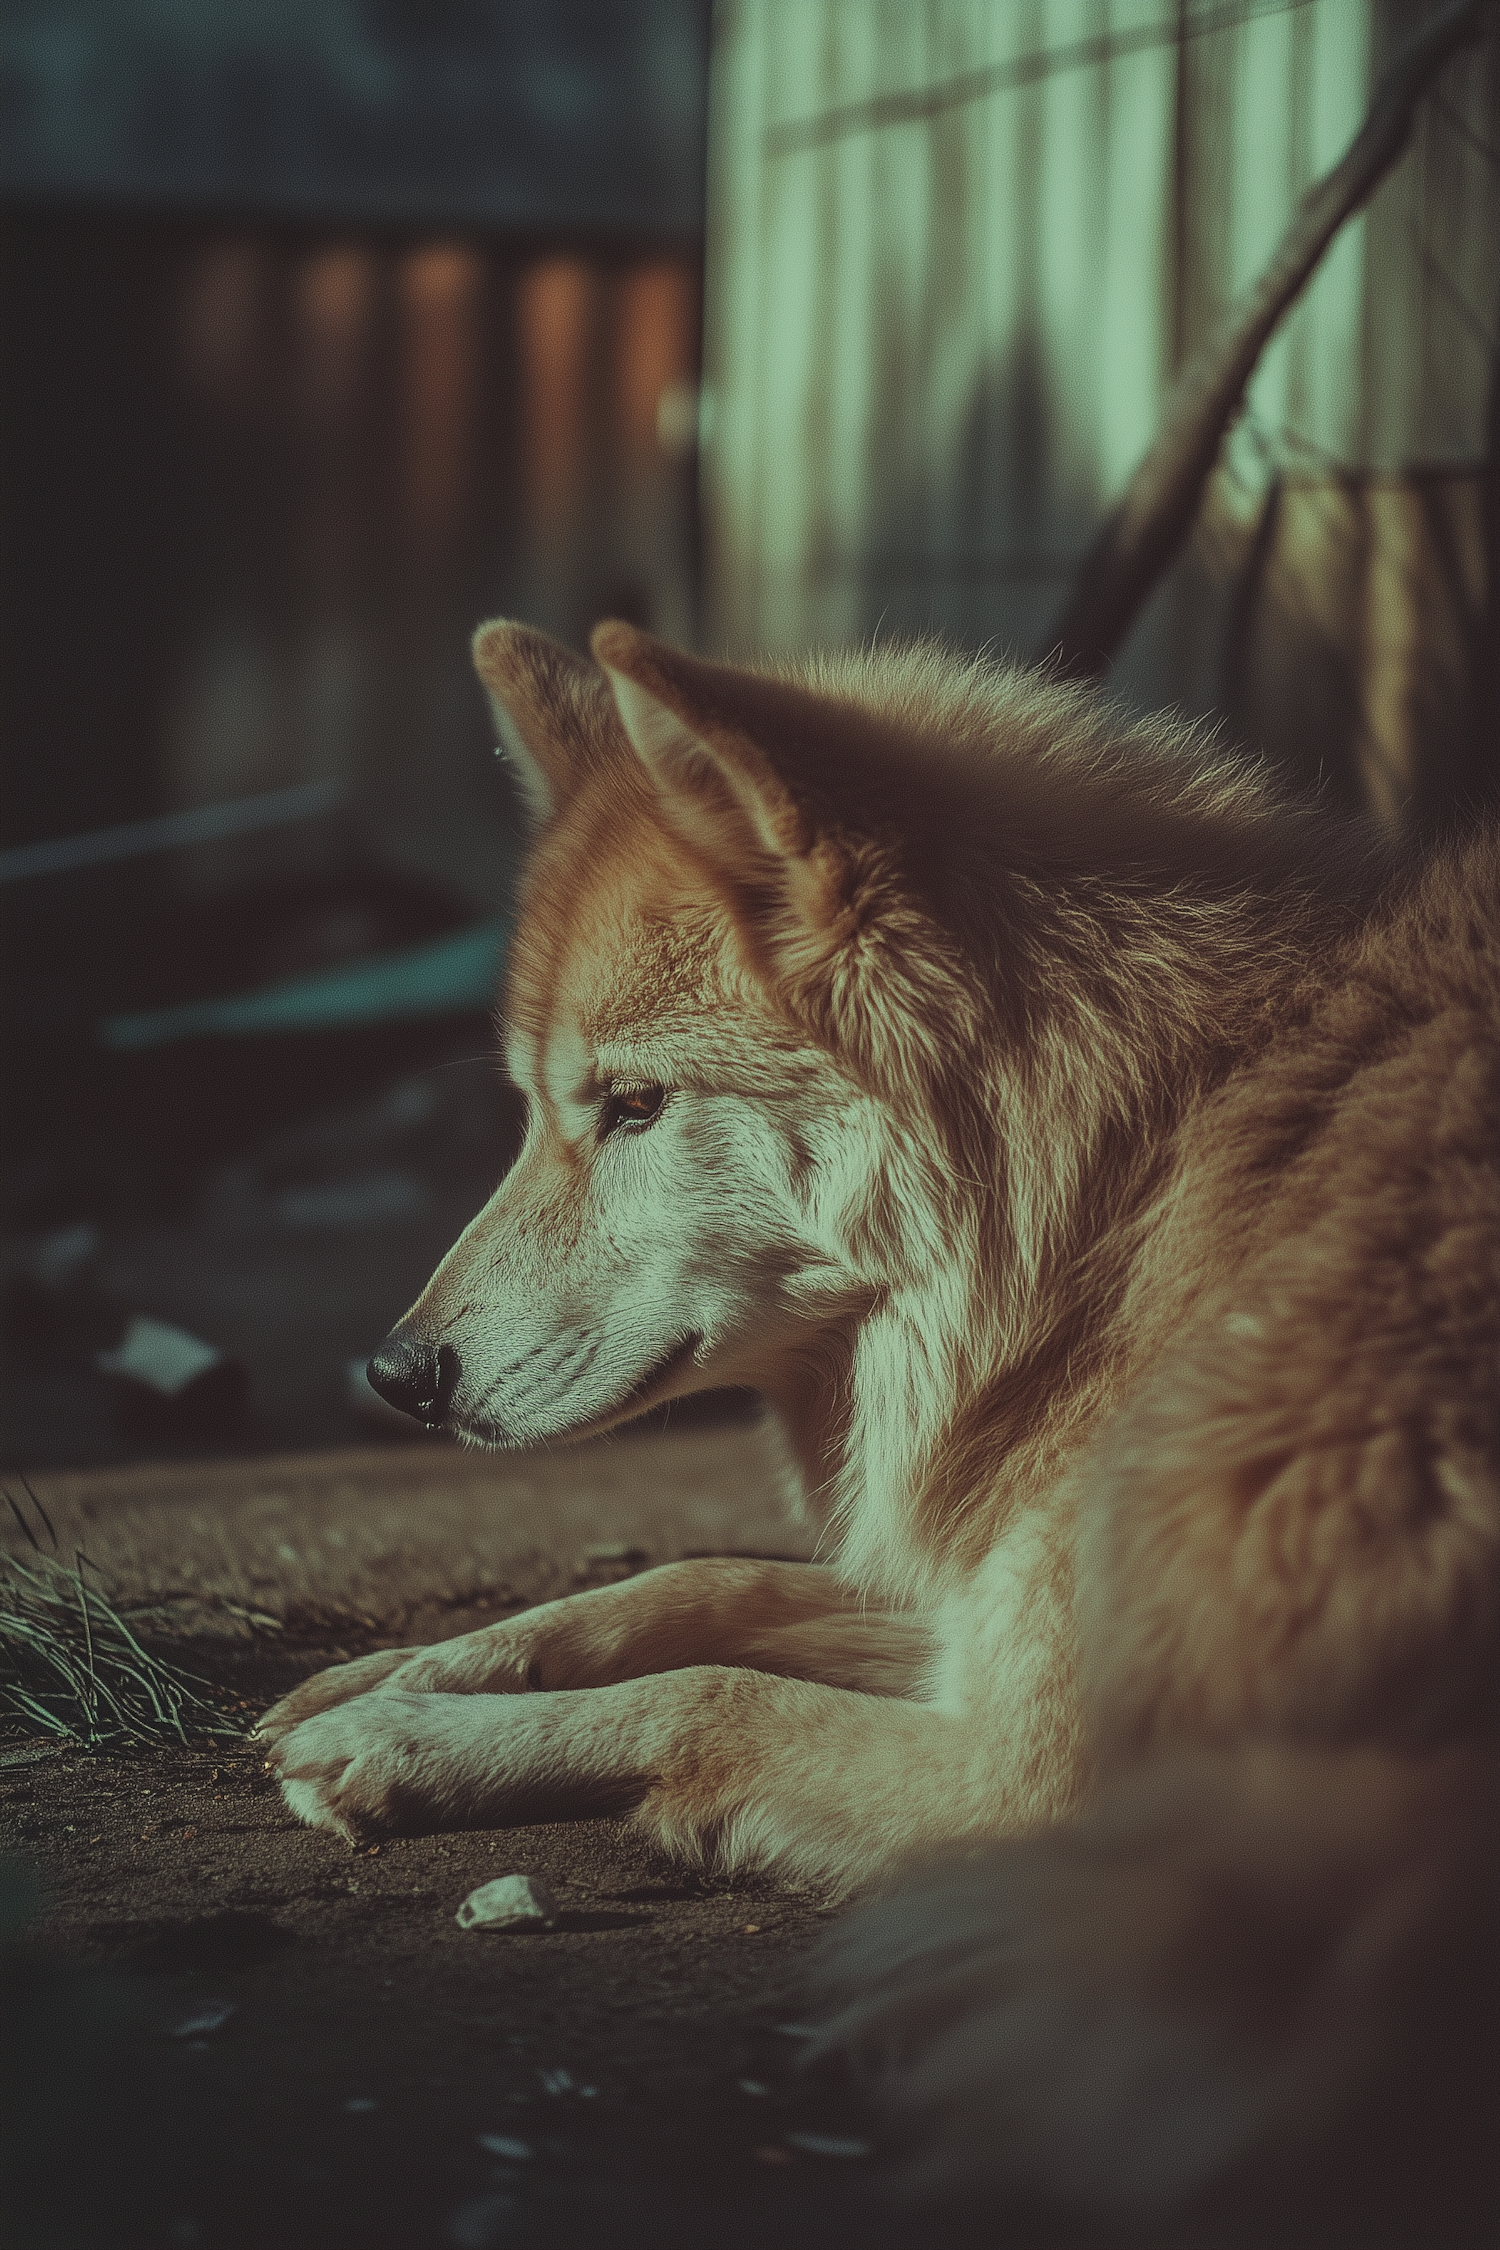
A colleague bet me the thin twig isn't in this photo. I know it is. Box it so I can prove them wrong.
[1040,0,1490,678]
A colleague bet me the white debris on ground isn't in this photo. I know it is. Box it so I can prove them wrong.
[454,1872,559,1931]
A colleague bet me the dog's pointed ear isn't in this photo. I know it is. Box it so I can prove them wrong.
[472,619,600,824]
[590,621,846,938]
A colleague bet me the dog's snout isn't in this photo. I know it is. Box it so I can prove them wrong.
[366,1336,460,1427]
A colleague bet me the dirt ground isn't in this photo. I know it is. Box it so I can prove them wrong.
[0,1430,943,2250]
[3,1698,893,2250]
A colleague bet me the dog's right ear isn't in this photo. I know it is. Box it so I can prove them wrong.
[589,621,856,950]
[471,620,599,825]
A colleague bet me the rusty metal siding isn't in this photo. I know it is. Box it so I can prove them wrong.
[701,0,1498,815]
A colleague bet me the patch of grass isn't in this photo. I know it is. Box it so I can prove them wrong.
[1,1481,246,1752]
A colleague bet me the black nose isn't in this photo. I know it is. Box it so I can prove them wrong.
[365,1336,460,1427]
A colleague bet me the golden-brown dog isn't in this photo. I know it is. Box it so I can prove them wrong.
[260,620,1498,2230]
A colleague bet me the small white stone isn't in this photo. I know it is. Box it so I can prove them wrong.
[455,1874,558,1931]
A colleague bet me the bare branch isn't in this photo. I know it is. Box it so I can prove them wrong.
[1039,0,1489,680]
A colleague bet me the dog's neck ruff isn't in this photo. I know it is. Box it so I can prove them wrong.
[804,768,1384,1609]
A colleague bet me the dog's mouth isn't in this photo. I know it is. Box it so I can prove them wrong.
[456,1330,704,1449]
[588,1330,704,1432]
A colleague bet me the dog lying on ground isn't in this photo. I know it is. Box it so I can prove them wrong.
[260,620,1498,2235]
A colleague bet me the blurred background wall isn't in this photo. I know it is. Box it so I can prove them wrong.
[0,1,713,1464]
[3,0,710,901]
[701,0,1499,826]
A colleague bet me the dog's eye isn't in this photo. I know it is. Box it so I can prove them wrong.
[600,1084,667,1138]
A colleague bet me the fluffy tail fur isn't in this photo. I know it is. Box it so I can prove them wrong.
[814,1744,1498,2246]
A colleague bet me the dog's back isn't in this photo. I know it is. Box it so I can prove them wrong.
[823,824,1500,2241]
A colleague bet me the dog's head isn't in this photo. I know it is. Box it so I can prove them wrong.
[366,619,997,1451]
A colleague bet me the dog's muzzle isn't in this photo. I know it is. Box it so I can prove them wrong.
[366,1334,461,1428]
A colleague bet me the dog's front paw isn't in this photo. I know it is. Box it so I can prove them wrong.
[255,1646,422,1747]
[267,1690,523,1843]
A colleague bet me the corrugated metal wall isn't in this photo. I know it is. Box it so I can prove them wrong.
[701,0,1499,822]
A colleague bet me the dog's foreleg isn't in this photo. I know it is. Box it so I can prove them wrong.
[727,1611,933,1695]
[391,1558,900,1694]
[256,1558,884,1744]
[269,1664,1066,1888]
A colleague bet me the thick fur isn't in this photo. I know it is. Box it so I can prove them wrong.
[259,622,1499,2232]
